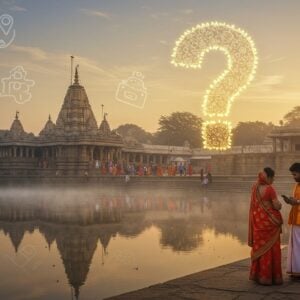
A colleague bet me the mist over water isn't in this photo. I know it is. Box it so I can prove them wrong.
[0,187,291,300]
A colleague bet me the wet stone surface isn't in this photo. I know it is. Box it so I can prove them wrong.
[108,248,300,300]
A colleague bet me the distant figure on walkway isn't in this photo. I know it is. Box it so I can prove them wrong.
[202,174,209,188]
[248,167,283,285]
[207,172,212,183]
[284,163,300,277]
[125,174,130,183]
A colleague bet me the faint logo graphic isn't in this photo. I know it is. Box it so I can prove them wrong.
[1,66,35,104]
[0,14,16,49]
[116,72,147,109]
[4,244,43,271]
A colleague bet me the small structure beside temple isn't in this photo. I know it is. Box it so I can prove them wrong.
[269,124,300,152]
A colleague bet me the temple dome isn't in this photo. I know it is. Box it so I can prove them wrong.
[39,115,56,136]
[10,112,25,136]
[99,113,111,135]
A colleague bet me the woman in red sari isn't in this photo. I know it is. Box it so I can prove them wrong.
[248,167,283,285]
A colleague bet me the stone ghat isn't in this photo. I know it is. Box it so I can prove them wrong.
[107,248,300,300]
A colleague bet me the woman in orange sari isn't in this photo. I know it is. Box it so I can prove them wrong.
[248,167,283,285]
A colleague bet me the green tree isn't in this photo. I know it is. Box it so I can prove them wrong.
[283,106,300,126]
[154,112,203,148]
[115,124,153,144]
[232,121,274,146]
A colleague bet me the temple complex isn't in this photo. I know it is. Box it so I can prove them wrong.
[0,66,300,177]
[0,67,204,177]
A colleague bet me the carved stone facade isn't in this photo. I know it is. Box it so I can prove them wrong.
[0,68,201,177]
[0,69,126,176]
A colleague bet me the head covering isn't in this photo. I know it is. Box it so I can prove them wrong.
[257,171,269,185]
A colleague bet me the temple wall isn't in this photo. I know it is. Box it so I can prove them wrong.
[1,145,300,177]
[211,152,300,175]
[211,153,275,175]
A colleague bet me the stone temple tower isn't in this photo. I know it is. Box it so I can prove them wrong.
[55,66,98,135]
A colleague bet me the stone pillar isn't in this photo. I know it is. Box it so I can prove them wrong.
[116,149,120,161]
[20,147,23,158]
[153,155,156,164]
[25,148,29,158]
[146,154,150,165]
[112,148,116,161]
[289,138,293,152]
[107,148,110,161]
[90,147,94,161]
[159,155,163,164]
[272,138,276,153]
[100,147,104,161]
[107,148,111,161]
[81,145,87,159]
[13,147,17,158]
[280,139,284,152]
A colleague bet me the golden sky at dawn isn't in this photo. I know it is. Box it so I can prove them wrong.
[0,0,300,135]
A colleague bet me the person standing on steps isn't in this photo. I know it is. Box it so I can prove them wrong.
[282,163,300,277]
[248,167,283,285]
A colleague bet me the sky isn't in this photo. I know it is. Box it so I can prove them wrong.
[0,0,300,134]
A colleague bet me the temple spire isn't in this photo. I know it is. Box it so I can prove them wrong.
[101,104,104,119]
[15,111,19,120]
[49,114,51,121]
[70,55,74,85]
[74,65,79,85]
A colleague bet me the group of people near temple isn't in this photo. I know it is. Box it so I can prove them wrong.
[248,162,300,285]
[93,160,195,177]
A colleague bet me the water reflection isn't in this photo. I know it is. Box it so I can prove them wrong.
[0,188,290,300]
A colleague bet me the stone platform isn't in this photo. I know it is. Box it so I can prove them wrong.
[107,248,300,300]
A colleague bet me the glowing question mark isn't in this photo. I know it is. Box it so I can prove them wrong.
[171,22,258,150]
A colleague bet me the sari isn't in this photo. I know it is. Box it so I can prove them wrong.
[248,172,283,285]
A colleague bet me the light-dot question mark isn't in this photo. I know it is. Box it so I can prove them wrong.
[171,22,258,150]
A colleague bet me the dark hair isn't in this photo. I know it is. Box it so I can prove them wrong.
[289,163,300,173]
[264,167,275,178]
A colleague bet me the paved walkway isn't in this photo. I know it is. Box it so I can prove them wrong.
[107,248,300,300]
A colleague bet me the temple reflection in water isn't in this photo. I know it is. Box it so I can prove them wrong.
[0,188,290,299]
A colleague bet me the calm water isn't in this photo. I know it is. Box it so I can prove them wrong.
[0,187,291,300]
